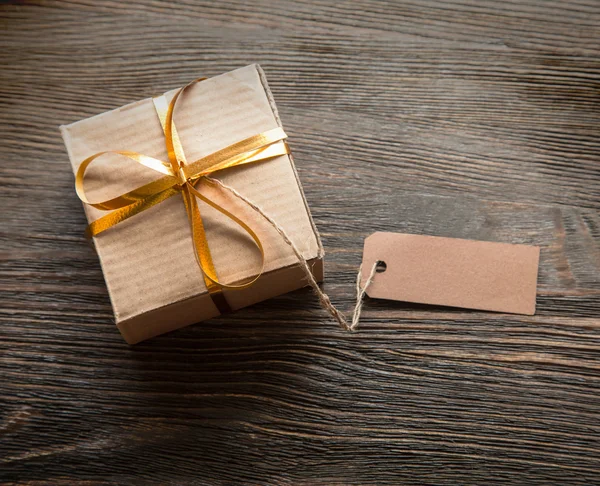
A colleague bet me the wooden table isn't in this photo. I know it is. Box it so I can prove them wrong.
[2,1,599,484]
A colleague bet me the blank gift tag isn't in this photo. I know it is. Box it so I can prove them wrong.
[361,232,540,315]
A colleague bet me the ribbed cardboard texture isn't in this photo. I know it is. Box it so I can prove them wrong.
[60,65,324,344]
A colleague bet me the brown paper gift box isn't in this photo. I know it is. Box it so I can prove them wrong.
[60,64,324,344]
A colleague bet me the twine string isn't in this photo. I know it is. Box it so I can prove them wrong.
[207,176,377,331]
[351,262,378,331]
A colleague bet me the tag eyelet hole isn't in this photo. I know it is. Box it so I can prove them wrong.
[376,260,387,273]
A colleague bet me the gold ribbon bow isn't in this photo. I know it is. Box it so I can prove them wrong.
[75,78,290,313]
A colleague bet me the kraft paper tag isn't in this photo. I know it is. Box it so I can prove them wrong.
[361,232,540,315]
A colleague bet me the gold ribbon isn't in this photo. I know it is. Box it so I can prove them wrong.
[75,78,290,313]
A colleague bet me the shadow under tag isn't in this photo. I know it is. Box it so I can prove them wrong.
[361,232,540,315]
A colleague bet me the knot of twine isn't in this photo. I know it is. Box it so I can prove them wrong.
[207,176,377,331]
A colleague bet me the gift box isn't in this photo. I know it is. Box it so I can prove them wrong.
[60,64,324,344]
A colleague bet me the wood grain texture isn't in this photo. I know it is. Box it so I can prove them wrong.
[1,1,599,484]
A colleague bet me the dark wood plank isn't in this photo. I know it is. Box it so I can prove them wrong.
[1,1,599,484]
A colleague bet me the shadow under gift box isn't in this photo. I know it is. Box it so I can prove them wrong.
[60,64,324,344]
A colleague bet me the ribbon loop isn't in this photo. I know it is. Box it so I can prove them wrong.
[76,77,290,304]
[188,179,265,290]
